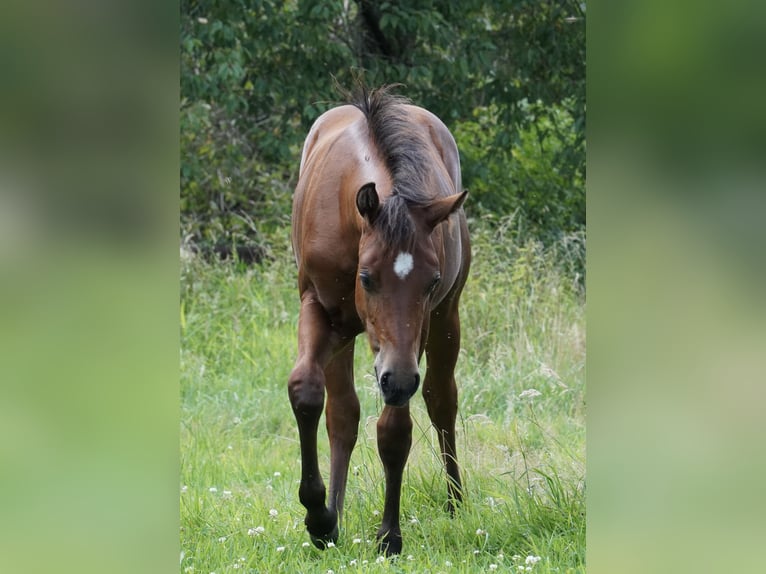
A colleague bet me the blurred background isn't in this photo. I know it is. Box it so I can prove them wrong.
[2,0,765,573]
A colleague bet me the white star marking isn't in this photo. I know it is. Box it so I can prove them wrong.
[393,252,414,279]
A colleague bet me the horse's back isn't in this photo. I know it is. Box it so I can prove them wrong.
[292,100,467,299]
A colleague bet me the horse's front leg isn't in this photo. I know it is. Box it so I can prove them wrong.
[324,340,360,526]
[287,291,339,547]
[376,404,413,556]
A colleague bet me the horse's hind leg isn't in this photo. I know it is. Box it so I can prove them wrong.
[423,304,463,513]
[288,291,339,547]
[324,339,360,527]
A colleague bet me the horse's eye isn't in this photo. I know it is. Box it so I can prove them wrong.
[426,273,441,295]
[360,272,373,292]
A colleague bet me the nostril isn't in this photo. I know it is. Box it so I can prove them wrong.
[380,371,391,390]
[414,373,420,387]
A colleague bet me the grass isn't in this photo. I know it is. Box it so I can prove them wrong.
[180,218,585,573]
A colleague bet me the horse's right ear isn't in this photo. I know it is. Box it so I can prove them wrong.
[356,182,379,224]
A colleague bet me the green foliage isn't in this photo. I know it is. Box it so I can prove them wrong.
[455,102,585,242]
[180,99,294,253]
[180,0,585,258]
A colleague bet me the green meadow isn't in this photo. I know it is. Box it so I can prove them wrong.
[180,220,585,573]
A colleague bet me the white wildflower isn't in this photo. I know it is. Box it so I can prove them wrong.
[352,538,362,544]
[208,487,218,493]
[276,546,285,552]
[222,490,232,499]
[302,541,310,548]
[410,516,419,524]
[327,541,335,548]
[197,17,208,24]
[476,528,486,536]
[376,556,385,563]
[349,559,357,566]
[512,555,522,561]
[446,560,453,567]
[489,564,498,571]
[181,485,188,493]
[525,555,541,565]
[247,526,265,536]
[218,536,226,543]
[269,508,278,517]
[407,555,414,561]
[274,471,281,477]
[519,388,542,399]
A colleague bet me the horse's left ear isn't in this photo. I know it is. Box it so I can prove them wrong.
[356,182,380,224]
[418,190,468,230]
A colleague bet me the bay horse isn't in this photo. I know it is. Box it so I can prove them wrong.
[288,85,470,556]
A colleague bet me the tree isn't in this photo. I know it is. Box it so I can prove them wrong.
[180,0,586,252]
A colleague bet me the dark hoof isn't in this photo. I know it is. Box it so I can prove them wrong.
[446,489,463,515]
[376,528,402,556]
[308,523,339,549]
[305,508,338,550]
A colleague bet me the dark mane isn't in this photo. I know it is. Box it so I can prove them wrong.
[349,84,432,248]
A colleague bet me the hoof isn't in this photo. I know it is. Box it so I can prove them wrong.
[306,509,338,550]
[446,490,463,515]
[308,523,339,549]
[445,499,458,515]
[376,528,402,556]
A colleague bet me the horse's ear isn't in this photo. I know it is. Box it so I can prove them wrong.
[356,182,380,224]
[419,190,468,230]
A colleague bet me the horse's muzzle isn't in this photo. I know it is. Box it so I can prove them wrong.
[379,370,420,407]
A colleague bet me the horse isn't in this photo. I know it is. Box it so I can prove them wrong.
[288,85,471,556]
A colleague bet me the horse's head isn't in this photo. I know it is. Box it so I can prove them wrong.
[354,182,467,407]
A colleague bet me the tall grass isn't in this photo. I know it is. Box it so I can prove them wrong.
[180,218,585,573]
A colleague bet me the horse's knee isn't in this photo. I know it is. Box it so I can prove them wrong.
[288,362,325,420]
